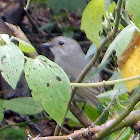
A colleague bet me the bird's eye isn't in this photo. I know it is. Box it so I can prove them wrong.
[59,41,64,46]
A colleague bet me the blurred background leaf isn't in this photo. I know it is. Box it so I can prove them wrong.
[47,0,87,12]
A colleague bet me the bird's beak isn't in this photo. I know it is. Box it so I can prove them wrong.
[41,42,52,48]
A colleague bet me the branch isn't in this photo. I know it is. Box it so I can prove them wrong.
[30,110,140,140]
[90,91,117,127]
[0,117,47,131]
[70,75,140,87]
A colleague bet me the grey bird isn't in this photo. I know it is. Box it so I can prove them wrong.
[42,36,104,106]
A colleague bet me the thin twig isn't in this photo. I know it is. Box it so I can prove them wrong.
[25,0,31,10]
[70,75,140,87]
[31,110,140,139]
[54,124,61,136]
[90,90,119,128]
[0,117,47,131]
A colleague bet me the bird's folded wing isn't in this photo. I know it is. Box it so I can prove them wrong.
[76,73,104,106]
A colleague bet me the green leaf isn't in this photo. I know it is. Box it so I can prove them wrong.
[47,0,86,12]
[0,34,11,45]
[0,43,24,89]
[0,99,4,123]
[107,1,116,14]
[82,103,99,121]
[24,55,71,125]
[105,0,111,11]
[107,127,133,140]
[85,43,97,59]
[113,70,128,93]
[3,97,43,115]
[81,0,104,47]
[84,59,110,82]
[0,128,27,140]
[67,103,100,126]
[98,70,129,112]
[126,0,140,29]
[101,23,138,65]
[98,89,119,103]
[85,35,105,59]
[97,102,109,125]
[67,111,82,127]
[117,127,133,140]
[98,70,128,103]
[129,86,140,103]
[10,37,36,54]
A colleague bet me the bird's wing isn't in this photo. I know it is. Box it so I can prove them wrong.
[76,73,104,106]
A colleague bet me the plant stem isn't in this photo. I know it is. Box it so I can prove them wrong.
[70,75,140,87]
[0,117,47,131]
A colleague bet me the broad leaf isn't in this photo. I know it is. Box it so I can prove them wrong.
[0,42,24,89]
[3,97,43,115]
[10,37,36,53]
[126,0,140,29]
[98,70,129,112]
[105,0,111,11]
[101,23,138,65]
[85,43,97,59]
[81,0,104,47]
[107,127,133,140]
[101,24,140,91]
[67,111,82,127]
[98,70,128,102]
[24,55,71,125]
[0,128,27,140]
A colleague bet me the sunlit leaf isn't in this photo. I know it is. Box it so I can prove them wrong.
[24,55,71,125]
[98,70,129,111]
[10,37,36,54]
[67,111,81,127]
[81,0,104,47]
[126,0,140,28]
[0,42,24,89]
[105,0,111,11]
[107,127,133,140]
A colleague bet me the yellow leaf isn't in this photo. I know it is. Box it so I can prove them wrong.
[118,32,140,91]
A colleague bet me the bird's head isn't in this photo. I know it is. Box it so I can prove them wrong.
[42,36,83,58]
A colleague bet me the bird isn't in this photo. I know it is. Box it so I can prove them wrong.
[42,36,104,106]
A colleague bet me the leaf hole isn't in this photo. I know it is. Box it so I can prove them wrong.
[56,76,62,81]
[42,60,47,63]
[46,83,50,87]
